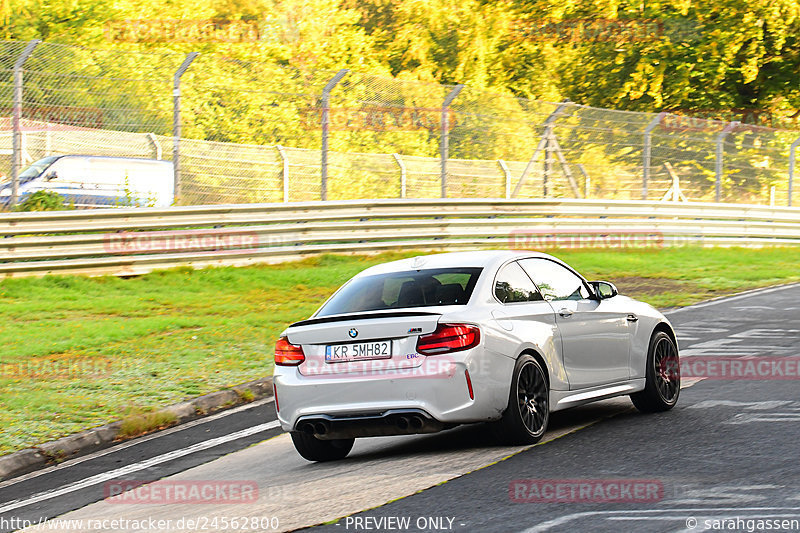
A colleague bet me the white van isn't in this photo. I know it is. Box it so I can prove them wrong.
[1,155,175,208]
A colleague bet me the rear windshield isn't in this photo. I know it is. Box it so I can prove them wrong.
[316,267,483,317]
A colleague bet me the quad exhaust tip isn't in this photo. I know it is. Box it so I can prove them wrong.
[299,421,330,435]
[295,409,445,439]
[395,416,409,430]
[390,414,424,430]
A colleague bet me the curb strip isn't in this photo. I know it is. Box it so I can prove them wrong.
[0,376,273,482]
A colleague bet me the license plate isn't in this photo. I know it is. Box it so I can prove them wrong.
[325,341,392,363]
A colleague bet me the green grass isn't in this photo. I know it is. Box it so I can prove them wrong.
[0,247,799,455]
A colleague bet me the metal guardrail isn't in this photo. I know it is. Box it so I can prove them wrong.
[1,199,800,278]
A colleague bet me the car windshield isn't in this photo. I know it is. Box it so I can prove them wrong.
[316,267,483,317]
[0,156,61,191]
[19,156,60,180]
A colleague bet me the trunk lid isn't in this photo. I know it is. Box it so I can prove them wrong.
[286,311,441,376]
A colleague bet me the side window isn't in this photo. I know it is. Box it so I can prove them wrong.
[519,258,591,301]
[43,159,83,186]
[494,262,544,303]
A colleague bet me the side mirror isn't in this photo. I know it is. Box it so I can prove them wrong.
[590,281,618,300]
[44,171,58,181]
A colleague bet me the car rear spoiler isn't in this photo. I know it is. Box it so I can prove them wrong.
[290,311,441,328]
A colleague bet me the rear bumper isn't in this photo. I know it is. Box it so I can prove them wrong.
[295,409,448,439]
[273,357,500,433]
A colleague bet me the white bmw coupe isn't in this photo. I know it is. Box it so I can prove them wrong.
[273,251,680,461]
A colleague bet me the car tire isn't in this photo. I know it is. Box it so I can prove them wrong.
[290,432,355,462]
[630,330,681,413]
[493,354,549,445]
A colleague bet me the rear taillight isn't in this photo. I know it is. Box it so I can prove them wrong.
[416,324,480,355]
[275,336,305,366]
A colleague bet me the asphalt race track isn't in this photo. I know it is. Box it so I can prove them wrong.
[1,283,799,533]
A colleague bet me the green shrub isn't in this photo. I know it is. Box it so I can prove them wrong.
[15,191,68,212]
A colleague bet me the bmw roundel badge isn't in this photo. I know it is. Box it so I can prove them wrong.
[348,328,358,338]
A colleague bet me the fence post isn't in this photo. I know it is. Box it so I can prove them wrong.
[497,159,511,199]
[276,145,289,202]
[789,135,800,207]
[440,84,464,198]
[320,69,349,201]
[642,111,666,200]
[512,100,570,198]
[543,129,553,197]
[11,39,40,207]
[714,121,739,203]
[392,153,406,198]
[172,52,198,204]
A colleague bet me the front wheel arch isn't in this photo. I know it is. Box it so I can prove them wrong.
[653,321,677,347]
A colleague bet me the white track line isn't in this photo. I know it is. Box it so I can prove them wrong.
[665,282,800,314]
[1,398,275,488]
[0,397,274,489]
[0,420,280,514]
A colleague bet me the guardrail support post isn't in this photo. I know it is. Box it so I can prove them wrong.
[392,153,406,198]
[513,100,570,198]
[146,133,162,160]
[320,69,349,201]
[276,145,289,202]
[11,39,41,207]
[577,164,590,198]
[642,112,667,200]
[498,159,511,199]
[440,84,464,198]
[789,135,800,207]
[172,52,198,205]
[714,121,739,203]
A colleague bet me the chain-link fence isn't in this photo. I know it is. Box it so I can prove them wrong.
[2,39,799,208]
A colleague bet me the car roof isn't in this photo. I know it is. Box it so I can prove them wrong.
[355,250,560,277]
[55,155,171,164]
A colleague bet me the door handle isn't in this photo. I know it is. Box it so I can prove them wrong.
[559,309,573,318]
[627,314,638,322]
